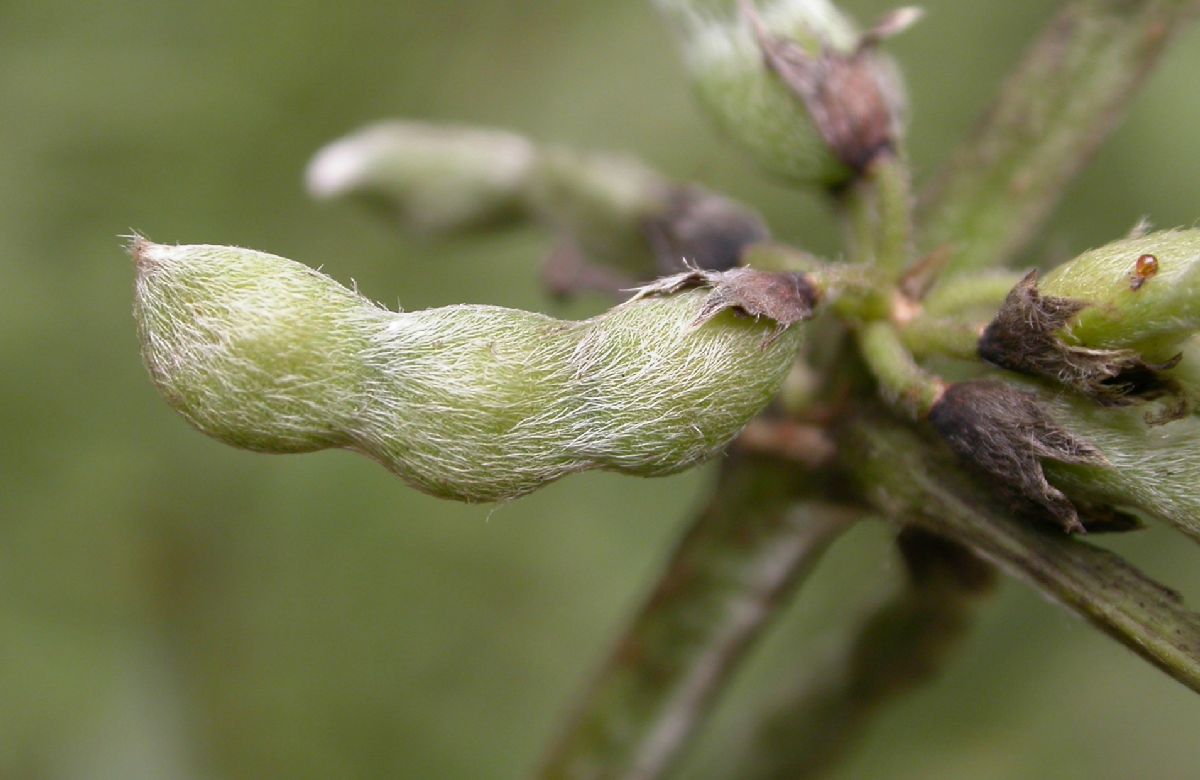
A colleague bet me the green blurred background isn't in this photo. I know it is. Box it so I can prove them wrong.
[2,1,1200,777]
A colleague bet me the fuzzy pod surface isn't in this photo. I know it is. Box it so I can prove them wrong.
[308,121,769,278]
[306,121,537,233]
[654,0,903,185]
[1040,230,1200,354]
[132,241,808,502]
[1038,388,1200,541]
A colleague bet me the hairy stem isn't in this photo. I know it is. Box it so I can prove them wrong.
[900,314,982,361]
[919,0,1200,277]
[856,322,945,419]
[871,155,915,275]
[742,245,891,321]
[840,409,1200,692]
[535,455,857,780]
[919,270,1022,316]
[843,154,915,276]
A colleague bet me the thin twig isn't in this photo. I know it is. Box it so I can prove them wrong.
[841,154,915,277]
[534,454,858,780]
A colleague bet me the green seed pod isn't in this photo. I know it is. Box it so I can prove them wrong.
[1038,387,1200,542]
[309,122,769,279]
[306,120,536,233]
[654,0,907,186]
[1039,229,1200,355]
[1168,334,1200,402]
[132,241,813,502]
[977,230,1200,413]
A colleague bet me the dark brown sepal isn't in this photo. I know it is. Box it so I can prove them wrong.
[978,270,1184,419]
[928,379,1108,534]
[642,185,770,275]
[740,0,902,173]
[632,266,820,345]
[1072,503,1146,534]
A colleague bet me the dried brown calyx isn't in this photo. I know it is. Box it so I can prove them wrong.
[928,379,1114,534]
[632,266,820,344]
[643,185,770,275]
[739,0,909,173]
[977,271,1184,421]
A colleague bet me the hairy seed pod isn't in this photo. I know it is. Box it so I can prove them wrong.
[306,121,537,233]
[523,146,680,275]
[978,270,1181,412]
[132,241,812,502]
[308,121,769,278]
[526,149,772,277]
[1036,386,1200,540]
[654,0,907,185]
[928,379,1108,534]
[1039,229,1200,354]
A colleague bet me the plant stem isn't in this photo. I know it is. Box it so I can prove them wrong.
[900,314,981,361]
[919,269,1022,317]
[842,154,915,276]
[534,454,857,780]
[870,155,915,276]
[840,409,1200,693]
[856,322,945,419]
[918,0,1200,277]
[741,244,892,321]
[710,529,995,780]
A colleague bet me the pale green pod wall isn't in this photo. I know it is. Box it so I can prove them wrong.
[133,241,804,502]
[522,147,669,275]
[307,122,672,274]
[305,121,536,233]
[133,241,372,453]
[654,0,864,185]
[1040,229,1200,354]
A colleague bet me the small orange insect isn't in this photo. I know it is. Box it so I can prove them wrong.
[1130,253,1158,291]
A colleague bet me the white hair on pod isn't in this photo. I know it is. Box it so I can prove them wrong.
[133,240,807,502]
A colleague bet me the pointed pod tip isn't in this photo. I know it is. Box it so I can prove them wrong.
[305,136,367,200]
[125,234,175,273]
[124,232,151,266]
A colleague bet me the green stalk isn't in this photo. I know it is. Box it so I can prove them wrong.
[856,322,945,419]
[869,155,915,275]
[741,245,892,321]
[842,154,915,276]
[900,314,981,361]
[919,269,1022,317]
[840,409,1200,693]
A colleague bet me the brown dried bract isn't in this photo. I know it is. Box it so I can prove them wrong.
[978,270,1183,420]
[739,0,902,173]
[929,379,1109,534]
[631,266,819,345]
